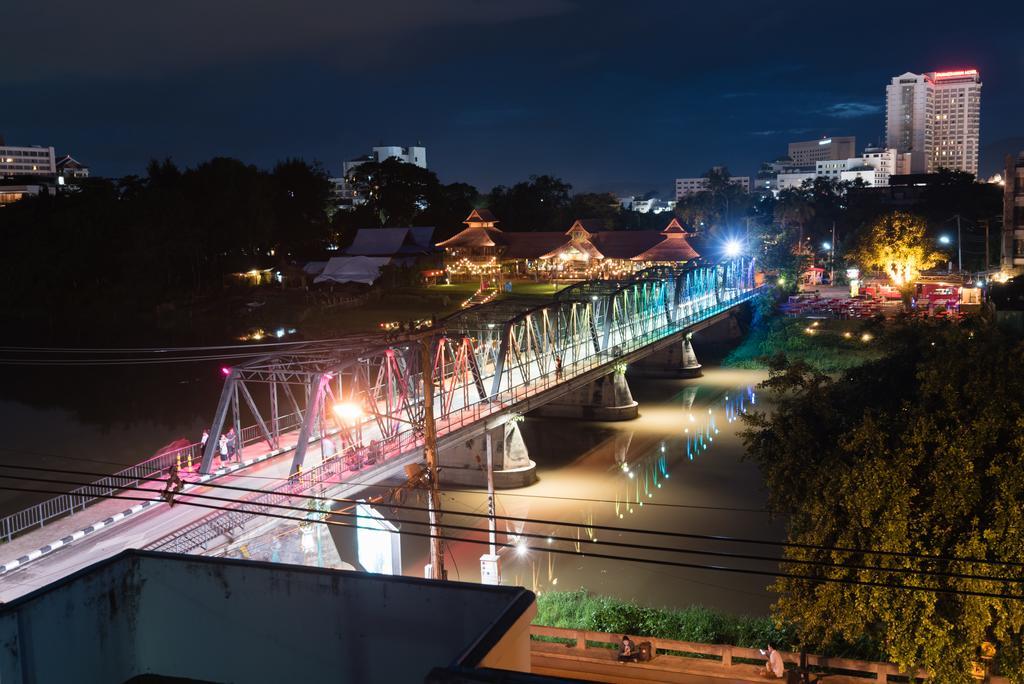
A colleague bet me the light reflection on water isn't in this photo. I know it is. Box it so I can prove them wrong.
[405,366,785,616]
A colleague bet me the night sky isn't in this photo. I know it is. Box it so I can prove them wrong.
[6,0,1024,194]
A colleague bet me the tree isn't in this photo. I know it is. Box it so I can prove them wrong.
[486,175,572,231]
[774,188,815,256]
[346,157,441,227]
[269,159,332,257]
[568,192,621,225]
[741,324,1024,682]
[849,212,944,302]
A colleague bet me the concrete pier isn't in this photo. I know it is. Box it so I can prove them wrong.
[530,368,639,421]
[629,335,703,378]
[439,420,537,489]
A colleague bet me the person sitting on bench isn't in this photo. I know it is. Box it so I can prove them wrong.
[618,635,637,662]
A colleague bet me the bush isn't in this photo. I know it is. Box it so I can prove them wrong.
[533,590,797,651]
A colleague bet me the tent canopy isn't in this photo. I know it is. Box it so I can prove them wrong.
[314,256,392,285]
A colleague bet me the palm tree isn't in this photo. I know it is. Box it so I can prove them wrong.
[774,188,815,256]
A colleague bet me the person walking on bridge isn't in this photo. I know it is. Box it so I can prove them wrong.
[226,427,238,462]
[218,433,229,466]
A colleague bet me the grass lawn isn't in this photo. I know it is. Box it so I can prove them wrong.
[242,279,573,339]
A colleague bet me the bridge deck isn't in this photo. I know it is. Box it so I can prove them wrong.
[0,432,322,599]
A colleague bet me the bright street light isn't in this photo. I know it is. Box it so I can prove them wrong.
[332,402,363,422]
[822,241,831,250]
[939,235,952,245]
[724,239,742,257]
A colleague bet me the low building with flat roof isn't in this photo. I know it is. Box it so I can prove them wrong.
[0,549,537,684]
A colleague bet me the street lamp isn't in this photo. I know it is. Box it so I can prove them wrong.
[939,235,952,245]
[724,239,743,258]
[332,402,363,423]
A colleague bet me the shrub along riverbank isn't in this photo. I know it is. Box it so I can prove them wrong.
[533,590,883,661]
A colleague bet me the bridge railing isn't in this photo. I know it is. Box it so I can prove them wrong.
[0,410,305,543]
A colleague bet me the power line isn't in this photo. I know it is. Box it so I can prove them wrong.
[0,334,385,354]
[0,447,772,516]
[2,482,1023,602]
[4,465,1024,582]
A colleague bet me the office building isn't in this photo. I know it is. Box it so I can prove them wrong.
[674,173,750,200]
[343,144,427,178]
[885,69,981,175]
[787,137,856,166]
[619,196,676,213]
[0,143,56,178]
[1002,152,1024,273]
[332,144,427,207]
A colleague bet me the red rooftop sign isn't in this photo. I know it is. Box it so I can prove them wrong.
[932,69,978,79]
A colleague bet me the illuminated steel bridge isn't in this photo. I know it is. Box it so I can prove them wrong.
[0,257,760,592]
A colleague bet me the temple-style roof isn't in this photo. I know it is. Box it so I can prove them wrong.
[435,225,504,249]
[502,232,566,259]
[590,231,663,259]
[345,227,435,257]
[464,208,497,225]
[438,211,701,263]
[631,218,701,261]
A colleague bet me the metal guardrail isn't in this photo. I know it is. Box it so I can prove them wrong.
[529,626,952,683]
[0,411,304,543]
[147,429,423,554]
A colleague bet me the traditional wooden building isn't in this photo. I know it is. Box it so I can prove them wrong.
[436,211,702,281]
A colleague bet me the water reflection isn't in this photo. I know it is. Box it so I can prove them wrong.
[387,368,784,616]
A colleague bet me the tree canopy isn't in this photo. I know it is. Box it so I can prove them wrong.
[849,212,944,288]
[0,157,332,317]
[741,323,1024,682]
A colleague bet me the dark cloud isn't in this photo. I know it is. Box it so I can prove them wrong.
[3,0,1023,190]
[822,102,884,119]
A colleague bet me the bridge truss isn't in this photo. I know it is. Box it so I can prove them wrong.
[200,256,758,476]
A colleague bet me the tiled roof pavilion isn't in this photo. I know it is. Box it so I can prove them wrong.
[436,213,701,264]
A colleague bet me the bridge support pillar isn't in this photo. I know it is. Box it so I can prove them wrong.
[530,368,638,421]
[629,334,703,378]
[439,421,537,489]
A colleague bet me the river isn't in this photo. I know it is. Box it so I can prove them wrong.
[0,361,782,616]
[347,366,784,617]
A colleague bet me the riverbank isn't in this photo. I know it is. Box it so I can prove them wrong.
[723,314,887,372]
[533,590,882,662]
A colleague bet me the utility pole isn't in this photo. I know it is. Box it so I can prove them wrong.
[485,431,497,556]
[479,429,501,585]
[983,219,990,273]
[421,338,445,581]
[955,214,963,272]
[830,221,836,286]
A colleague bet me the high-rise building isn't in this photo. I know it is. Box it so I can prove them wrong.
[0,144,56,178]
[332,144,428,207]
[1002,152,1024,273]
[787,137,856,166]
[674,174,750,200]
[885,69,981,176]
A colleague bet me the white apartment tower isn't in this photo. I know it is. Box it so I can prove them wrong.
[885,69,981,176]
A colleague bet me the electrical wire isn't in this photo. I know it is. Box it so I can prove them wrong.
[3,465,1024,582]
[0,333,390,354]
[2,482,1023,602]
[0,446,772,515]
